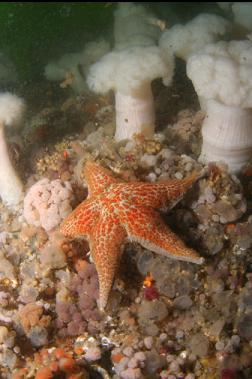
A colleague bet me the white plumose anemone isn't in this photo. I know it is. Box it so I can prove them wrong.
[87,46,174,142]
[0,93,25,206]
[187,40,252,173]
[45,40,110,94]
[159,13,230,61]
[114,2,163,51]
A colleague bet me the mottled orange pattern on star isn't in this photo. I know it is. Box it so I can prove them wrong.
[60,160,204,310]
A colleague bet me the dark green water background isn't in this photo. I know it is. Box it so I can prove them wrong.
[0,2,228,82]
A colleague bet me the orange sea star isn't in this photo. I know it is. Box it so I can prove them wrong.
[60,160,204,310]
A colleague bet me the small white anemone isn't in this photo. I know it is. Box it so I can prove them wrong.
[44,39,110,93]
[114,2,163,51]
[87,45,174,142]
[159,13,230,61]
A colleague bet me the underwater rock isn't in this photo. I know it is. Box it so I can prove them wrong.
[213,200,240,223]
[173,295,193,310]
[27,325,48,347]
[204,225,224,255]
[136,250,154,276]
[237,313,252,340]
[138,300,168,322]
[120,367,142,379]
[0,326,8,344]
[39,240,67,270]
[140,153,159,168]
[144,350,166,375]
[188,333,210,357]
[0,349,18,370]
[0,251,15,281]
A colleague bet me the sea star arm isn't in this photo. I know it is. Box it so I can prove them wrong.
[127,171,200,210]
[90,214,127,310]
[60,198,99,238]
[122,206,204,264]
[84,160,122,196]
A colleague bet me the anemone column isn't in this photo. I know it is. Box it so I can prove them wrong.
[200,100,252,173]
[115,84,155,141]
[0,93,25,206]
[87,46,174,142]
[187,40,252,174]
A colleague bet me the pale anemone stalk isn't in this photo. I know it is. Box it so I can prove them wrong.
[87,46,173,142]
[0,93,25,205]
[187,40,252,173]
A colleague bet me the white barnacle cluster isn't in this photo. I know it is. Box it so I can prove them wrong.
[23,178,74,232]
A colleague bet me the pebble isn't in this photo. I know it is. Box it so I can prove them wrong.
[1,349,17,369]
[0,326,8,344]
[185,162,193,172]
[13,346,20,354]
[134,352,145,362]
[212,214,220,222]
[188,333,210,357]
[140,153,158,168]
[238,313,252,340]
[215,341,225,351]
[159,148,174,160]
[144,336,153,350]
[127,357,138,369]
[115,357,130,375]
[177,356,185,366]
[213,201,239,223]
[231,335,240,347]
[143,322,159,336]
[146,172,157,182]
[144,351,166,374]
[84,346,101,361]
[123,346,134,357]
[169,361,180,373]
[204,186,216,203]
[174,172,183,180]
[136,251,154,275]
[28,326,48,347]
[176,330,184,340]
[166,354,175,363]
[185,374,195,379]
[120,368,142,379]
[159,333,167,342]
[208,318,225,339]
[139,300,168,322]
[173,295,193,310]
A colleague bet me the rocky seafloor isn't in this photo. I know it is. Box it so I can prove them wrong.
[1,80,252,379]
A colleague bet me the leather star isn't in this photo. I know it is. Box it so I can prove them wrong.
[60,160,203,310]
